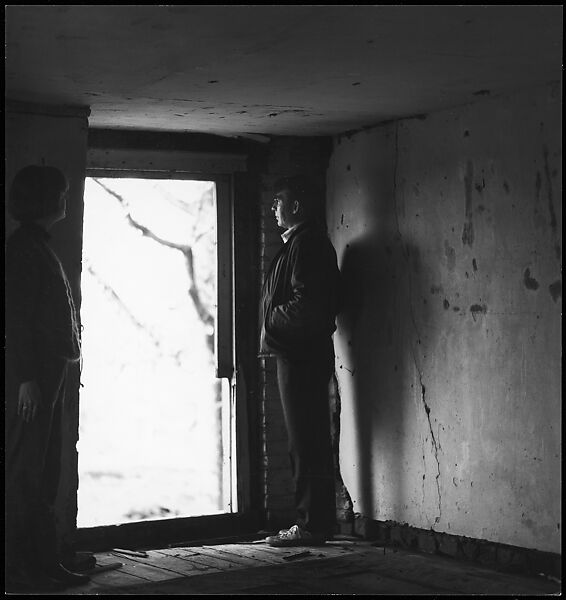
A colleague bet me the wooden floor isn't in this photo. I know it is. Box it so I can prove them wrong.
[50,537,559,595]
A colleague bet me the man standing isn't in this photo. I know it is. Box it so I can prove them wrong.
[260,175,341,547]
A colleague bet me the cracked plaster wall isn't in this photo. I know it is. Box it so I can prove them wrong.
[327,82,561,554]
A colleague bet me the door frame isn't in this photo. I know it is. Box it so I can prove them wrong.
[76,146,259,550]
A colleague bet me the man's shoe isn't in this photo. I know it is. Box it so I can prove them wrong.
[44,563,91,586]
[266,524,327,547]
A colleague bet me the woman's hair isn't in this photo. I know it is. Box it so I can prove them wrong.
[8,165,69,223]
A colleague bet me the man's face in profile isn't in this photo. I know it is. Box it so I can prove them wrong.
[272,189,296,229]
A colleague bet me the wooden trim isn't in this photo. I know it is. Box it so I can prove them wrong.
[77,160,257,550]
[85,169,217,181]
[87,148,247,174]
[215,176,234,379]
[79,151,257,547]
[75,511,262,552]
[6,99,91,119]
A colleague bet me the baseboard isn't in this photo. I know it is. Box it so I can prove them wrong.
[346,516,561,580]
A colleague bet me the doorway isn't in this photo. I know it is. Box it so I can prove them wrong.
[77,176,233,527]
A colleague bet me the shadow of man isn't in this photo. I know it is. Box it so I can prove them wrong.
[335,206,429,524]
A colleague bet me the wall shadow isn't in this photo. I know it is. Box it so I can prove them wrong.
[336,211,429,522]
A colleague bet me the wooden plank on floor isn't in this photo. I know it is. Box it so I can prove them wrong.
[325,540,363,552]
[120,549,218,577]
[158,546,260,572]
[53,543,560,596]
[162,543,280,566]
[303,570,445,595]
[330,548,552,596]
[248,541,351,562]
[88,556,439,596]
[156,548,228,573]
[91,556,151,586]
[59,577,136,596]
[201,543,297,564]
[83,548,561,597]
[377,550,560,596]
[312,551,457,593]
[166,545,269,568]
[239,542,322,558]
[205,543,313,563]
[101,564,302,595]
[210,542,346,564]
[96,552,182,582]
[251,540,344,553]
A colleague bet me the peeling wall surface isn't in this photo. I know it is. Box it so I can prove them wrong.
[327,83,561,554]
[5,107,89,554]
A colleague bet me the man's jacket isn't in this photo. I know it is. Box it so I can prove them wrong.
[260,220,341,360]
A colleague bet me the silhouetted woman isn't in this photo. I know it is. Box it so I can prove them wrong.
[5,165,89,591]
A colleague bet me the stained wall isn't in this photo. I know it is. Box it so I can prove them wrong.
[327,83,561,553]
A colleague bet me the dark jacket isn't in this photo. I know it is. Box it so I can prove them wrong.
[5,223,81,385]
[260,220,341,360]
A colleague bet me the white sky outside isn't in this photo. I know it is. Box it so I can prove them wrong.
[77,177,225,527]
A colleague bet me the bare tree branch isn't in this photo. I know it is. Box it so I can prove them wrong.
[150,181,215,246]
[92,177,215,353]
[83,260,182,366]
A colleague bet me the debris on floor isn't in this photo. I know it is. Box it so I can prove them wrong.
[283,551,312,561]
[111,548,149,558]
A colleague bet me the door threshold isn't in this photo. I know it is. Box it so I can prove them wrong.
[75,510,261,552]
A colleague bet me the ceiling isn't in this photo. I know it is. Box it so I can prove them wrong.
[5,5,563,137]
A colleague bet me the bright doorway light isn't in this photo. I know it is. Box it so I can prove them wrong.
[77,177,228,527]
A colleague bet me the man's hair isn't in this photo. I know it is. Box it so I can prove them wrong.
[273,175,322,217]
[8,165,68,223]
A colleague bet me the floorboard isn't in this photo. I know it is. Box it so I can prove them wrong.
[184,545,278,567]
[97,551,183,581]
[34,537,560,596]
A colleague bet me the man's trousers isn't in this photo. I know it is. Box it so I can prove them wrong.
[276,354,336,536]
